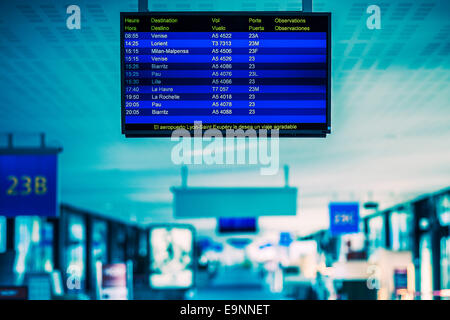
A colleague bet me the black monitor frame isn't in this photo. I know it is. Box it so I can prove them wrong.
[121,11,331,138]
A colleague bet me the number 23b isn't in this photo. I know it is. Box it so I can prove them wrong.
[6,175,48,196]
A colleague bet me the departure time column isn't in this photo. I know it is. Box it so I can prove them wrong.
[123,17,141,114]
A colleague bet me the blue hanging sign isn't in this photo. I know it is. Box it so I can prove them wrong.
[329,202,359,235]
[0,154,58,217]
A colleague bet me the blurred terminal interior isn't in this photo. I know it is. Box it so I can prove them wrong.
[0,184,448,300]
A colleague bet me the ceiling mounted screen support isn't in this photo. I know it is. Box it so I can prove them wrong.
[302,0,313,12]
[137,0,313,12]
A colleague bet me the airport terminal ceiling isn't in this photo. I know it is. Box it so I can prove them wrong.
[0,0,449,235]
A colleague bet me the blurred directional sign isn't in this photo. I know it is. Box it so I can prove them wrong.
[171,187,297,218]
[393,268,408,291]
[0,286,28,300]
[279,232,293,247]
[329,202,359,235]
[0,154,58,217]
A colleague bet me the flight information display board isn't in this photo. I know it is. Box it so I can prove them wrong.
[121,12,331,137]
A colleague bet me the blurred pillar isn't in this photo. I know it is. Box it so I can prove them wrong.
[303,0,313,12]
[430,196,442,300]
[48,217,60,270]
[6,218,14,251]
[181,166,188,188]
[85,216,93,293]
[384,211,391,249]
[284,165,289,187]
[107,221,114,264]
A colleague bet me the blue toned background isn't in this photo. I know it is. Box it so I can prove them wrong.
[0,0,448,234]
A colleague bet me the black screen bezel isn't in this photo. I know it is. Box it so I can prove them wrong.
[120,11,331,138]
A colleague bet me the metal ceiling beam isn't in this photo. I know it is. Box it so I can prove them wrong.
[137,0,313,12]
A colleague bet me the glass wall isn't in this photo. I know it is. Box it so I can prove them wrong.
[367,215,385,256]
[40,221,54,272]
[14,217,53,275]
[139,230,147,257]
[436,194,450,227]
[436,193,450,298]
[420,233,433,300]
[14,216,34,277]
[390,209,413,251]
[92,220,108,265]
[110,224,126,263]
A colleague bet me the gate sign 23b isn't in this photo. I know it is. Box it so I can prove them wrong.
[329,202,359,235]
[0,154,58,217]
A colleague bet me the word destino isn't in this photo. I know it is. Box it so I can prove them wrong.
[180,304,270,317]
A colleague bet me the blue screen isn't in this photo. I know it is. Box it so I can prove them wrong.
[0,154,58,217]
[121,12,330,137]
[218,217,257,233]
